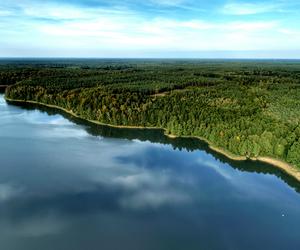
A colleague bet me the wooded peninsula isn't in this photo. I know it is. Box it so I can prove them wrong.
[2,59,300,179]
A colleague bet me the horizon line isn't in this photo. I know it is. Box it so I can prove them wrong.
[0,57,300,60]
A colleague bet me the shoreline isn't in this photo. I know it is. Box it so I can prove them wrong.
[5,96,300,182]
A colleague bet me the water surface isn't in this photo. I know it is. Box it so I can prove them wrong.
[0,95,299,250]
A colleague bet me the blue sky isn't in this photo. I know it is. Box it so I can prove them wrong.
[0,0,300,58]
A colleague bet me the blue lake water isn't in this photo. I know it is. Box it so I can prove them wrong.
[0,94,300,250]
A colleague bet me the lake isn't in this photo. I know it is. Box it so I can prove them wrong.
[0,94,300,250]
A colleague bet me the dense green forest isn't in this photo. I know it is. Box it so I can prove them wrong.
[2,59,300,170]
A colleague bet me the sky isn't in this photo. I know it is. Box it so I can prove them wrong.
[0,0,300,58]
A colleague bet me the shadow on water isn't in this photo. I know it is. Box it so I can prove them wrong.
[8,100,300,193]
[0,86,7,93]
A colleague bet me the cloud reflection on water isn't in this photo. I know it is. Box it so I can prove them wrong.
[1,95,300,249]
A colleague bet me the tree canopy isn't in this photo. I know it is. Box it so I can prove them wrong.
[3,59,300,169]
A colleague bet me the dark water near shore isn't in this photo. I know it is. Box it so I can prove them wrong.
[0,94,300,250]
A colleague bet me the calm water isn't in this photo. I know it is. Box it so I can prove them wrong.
[0,94,300,250]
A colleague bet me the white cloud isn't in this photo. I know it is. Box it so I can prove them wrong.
[0,183,22,201]
[150,0,186,6]
[113,171,192,209]
[4,215,66,237]
[120,189,191,209]
[0,9,12,17]
[0,1,299,57]
[149,0,204,12]
[226,21,276,31]
[222,2,279,15]
[10,1,132,21]
[34,11,284,52]
[278,28,300,36]
[142,19,215,32]
[112,172,169,190]
[23,5,87,19]
[198,157,233,180]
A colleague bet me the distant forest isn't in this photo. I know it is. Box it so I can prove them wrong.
[2,59,300,169]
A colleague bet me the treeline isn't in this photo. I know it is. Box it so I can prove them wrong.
[4,60,300,169]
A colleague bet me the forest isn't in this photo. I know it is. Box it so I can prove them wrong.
[2,59,300,170]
